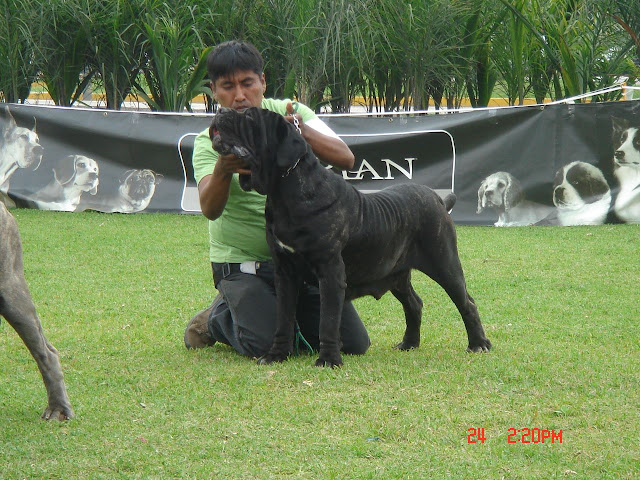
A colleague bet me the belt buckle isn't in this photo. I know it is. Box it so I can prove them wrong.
[222,263,231,278]
[239,261,257,275]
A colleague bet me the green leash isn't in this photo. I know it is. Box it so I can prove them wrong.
[294,323,314,355]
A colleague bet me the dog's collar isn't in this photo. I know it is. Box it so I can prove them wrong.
[282,157,301,177]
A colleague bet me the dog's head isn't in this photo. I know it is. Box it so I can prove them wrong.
[209,107,308,194]
[476,172,523,214]
[53,155,100,195]
[612,116,640,169]
[1,106,43,170]
[553,161,610,210]
[119,169,163,202]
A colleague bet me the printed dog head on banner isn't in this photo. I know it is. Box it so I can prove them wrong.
[0,106,43,193]
[477,114,640,226]
[611,116,640,223]
[477,162,613,227]
[33,154,100,211]
[0,105,163,213]
[477,172,553,226]
[78,168,164,213]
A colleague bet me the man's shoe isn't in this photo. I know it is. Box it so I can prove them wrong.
[184,299,218,349]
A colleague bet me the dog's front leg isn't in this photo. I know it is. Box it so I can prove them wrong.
[315,256,346,368]
[2,279,73,420]
[257,253,301,365]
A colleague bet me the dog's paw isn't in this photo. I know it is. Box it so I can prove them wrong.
[257,352,289,365]
[42,404,74,421]
[314,353,343,368]
[393,339,420,351]
[467,337,492,353]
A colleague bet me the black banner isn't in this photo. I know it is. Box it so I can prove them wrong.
[1,101,639,225]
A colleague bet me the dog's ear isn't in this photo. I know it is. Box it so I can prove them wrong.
[275,117,307,168]
[503,174,524,211]
[120,169,136,183]
[1,106,17,137]
[476,179,487,213]
[612,116,629,133]
[53,155,78,185]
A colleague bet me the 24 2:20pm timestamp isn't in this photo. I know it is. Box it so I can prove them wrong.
[467,428,563,444]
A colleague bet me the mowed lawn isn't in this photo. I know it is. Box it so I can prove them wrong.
[0,209,638,479]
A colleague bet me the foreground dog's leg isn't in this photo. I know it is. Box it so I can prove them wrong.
[419,221,491,353]
[2,297,74,420]
[426,257,491,353]
[1,206,73,420]
[314,257,347,368]
[257,255,301,365]
[391,273,424,350]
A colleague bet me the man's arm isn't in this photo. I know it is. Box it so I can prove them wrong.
[198,153,250,221]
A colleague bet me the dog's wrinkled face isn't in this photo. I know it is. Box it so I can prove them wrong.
[121,169,162,201]
[210,107,307,194]
[553,161,610,209]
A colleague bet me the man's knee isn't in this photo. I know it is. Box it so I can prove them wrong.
[342,335,371,355]
[235,329,272,359]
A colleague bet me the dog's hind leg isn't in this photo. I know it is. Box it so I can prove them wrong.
[1,278,74,420]
[391,272,423,350]
[417,235,491,353]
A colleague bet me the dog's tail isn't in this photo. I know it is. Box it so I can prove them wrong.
[443,193,457,212]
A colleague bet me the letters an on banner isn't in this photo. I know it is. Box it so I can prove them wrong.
[1,101,639,225]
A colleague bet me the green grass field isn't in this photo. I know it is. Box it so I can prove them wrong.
[0,210,638,479]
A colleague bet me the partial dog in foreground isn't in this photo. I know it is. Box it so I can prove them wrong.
[0,203,73,420]
[210,107,491,367]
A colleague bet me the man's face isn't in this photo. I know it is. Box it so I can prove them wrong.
[211,70,266,111]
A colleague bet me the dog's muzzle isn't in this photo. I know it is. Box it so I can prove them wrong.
[20,145,44,169]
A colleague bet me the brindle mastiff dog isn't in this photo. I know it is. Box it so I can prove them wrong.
[0,203,73,419]
[210,107,491,367]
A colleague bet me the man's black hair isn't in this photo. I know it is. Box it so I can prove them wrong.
[207,40,264,84]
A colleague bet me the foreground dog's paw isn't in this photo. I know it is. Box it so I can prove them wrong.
[393,339,420,351]
[257,352,289,365]
[314,354,343,368]
[42,405,74,421]
[467,338,492,353]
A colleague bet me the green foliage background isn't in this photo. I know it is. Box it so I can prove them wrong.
[1,0,640,111]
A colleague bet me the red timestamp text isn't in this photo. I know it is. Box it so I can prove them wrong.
[467,428,563,444]
[507,428,563,444]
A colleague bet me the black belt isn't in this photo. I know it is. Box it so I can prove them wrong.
[212,261,273,287]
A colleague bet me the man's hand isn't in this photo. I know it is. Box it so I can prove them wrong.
[283,101,355,170]
[214,152,251,177]
[284,101,305,135]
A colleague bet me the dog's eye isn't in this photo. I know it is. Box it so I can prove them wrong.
[497,181,505,189]
[78,162,85,168]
